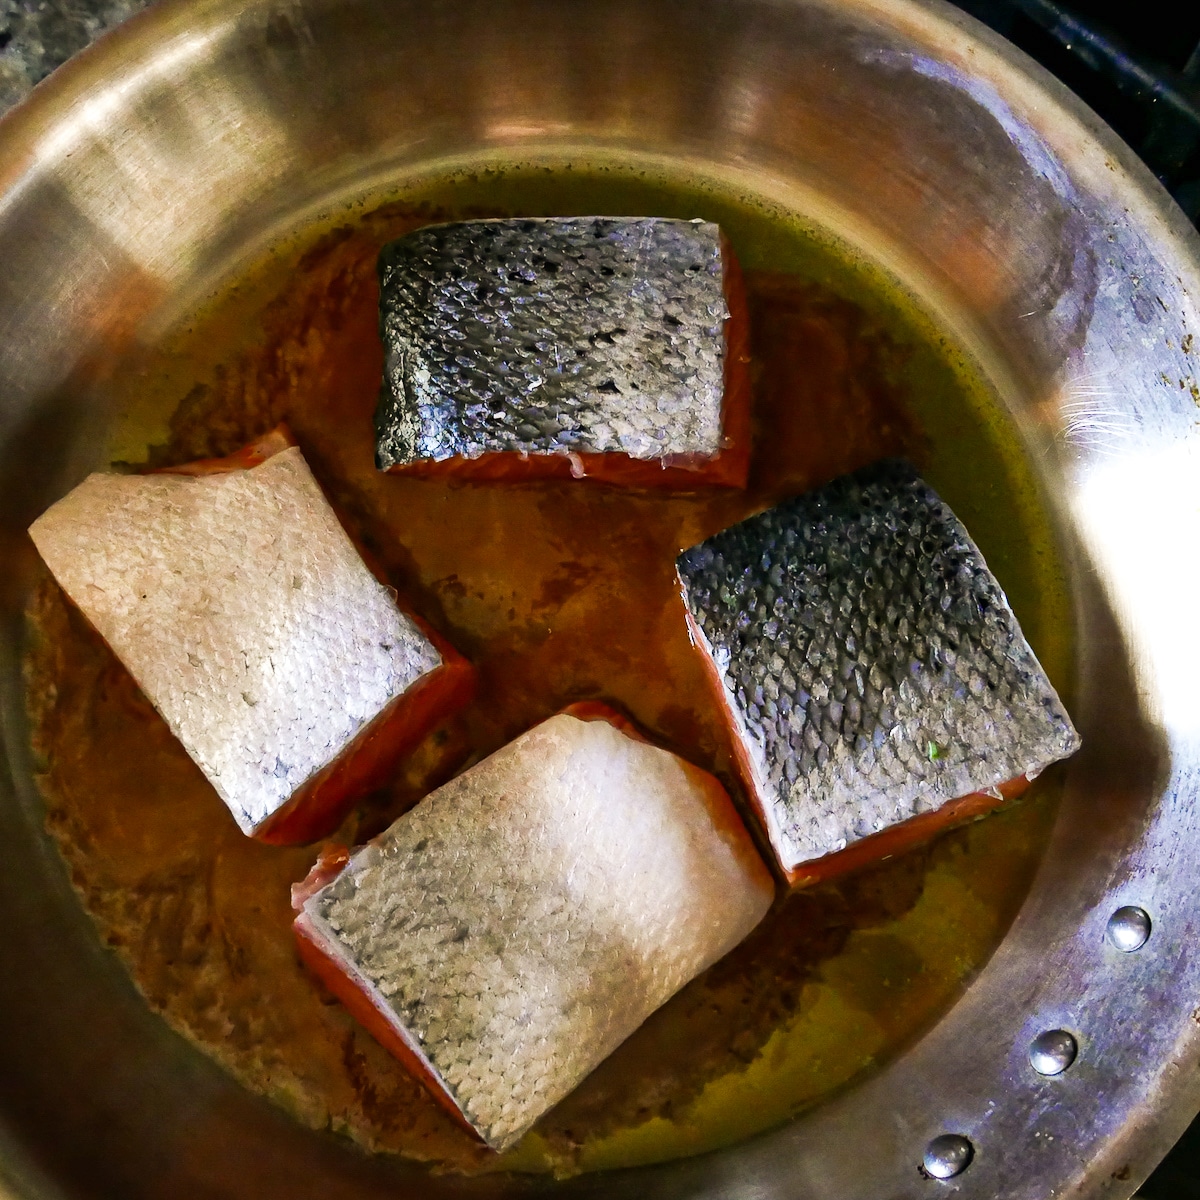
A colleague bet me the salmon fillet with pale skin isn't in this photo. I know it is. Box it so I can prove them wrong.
[27,427,474,845]
[374,217,752,488]
[676,459,1081,888]
[292,703,775,1152]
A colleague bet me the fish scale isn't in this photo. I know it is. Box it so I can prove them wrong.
[27,444,451,840]
[374,217,729,470]
[294,711,773,1151]
[676,459,1080,882]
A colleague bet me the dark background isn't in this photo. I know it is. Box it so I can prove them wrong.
[948,0,1200,226]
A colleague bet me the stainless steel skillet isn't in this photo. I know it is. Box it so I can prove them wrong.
[1,0,1199,1195]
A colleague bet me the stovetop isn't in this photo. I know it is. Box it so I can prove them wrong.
[954,0,1200,230]
[0,0,1198,1195]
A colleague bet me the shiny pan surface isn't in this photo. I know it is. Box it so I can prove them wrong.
[1,0,1199,1196]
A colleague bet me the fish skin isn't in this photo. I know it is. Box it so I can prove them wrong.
[27,442,449,839]
[375,217,730,470]
[297,710,773,1152]
[676,459,1081,879]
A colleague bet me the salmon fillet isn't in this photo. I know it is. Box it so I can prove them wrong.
[27,428,473,844]
[292,704,774,1151]
[374,218,751,488]
[675,459,1080,887]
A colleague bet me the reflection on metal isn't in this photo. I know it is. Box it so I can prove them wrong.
[1075,444,1200,734]
[54,66,292,279]
[923,1134,975,1179]
[1108,906,1154,953]
[1030,1029,1079,1076]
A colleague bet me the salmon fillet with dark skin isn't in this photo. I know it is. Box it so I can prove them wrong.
[28,426,474,845]
[292,702,774,1152]
[676,459,1080,887]
[374,218,751,488]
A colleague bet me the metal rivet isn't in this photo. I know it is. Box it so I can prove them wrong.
[923,1134,974,1180]
[1030,1029,1078,1075]
[1107,905,1151,952]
